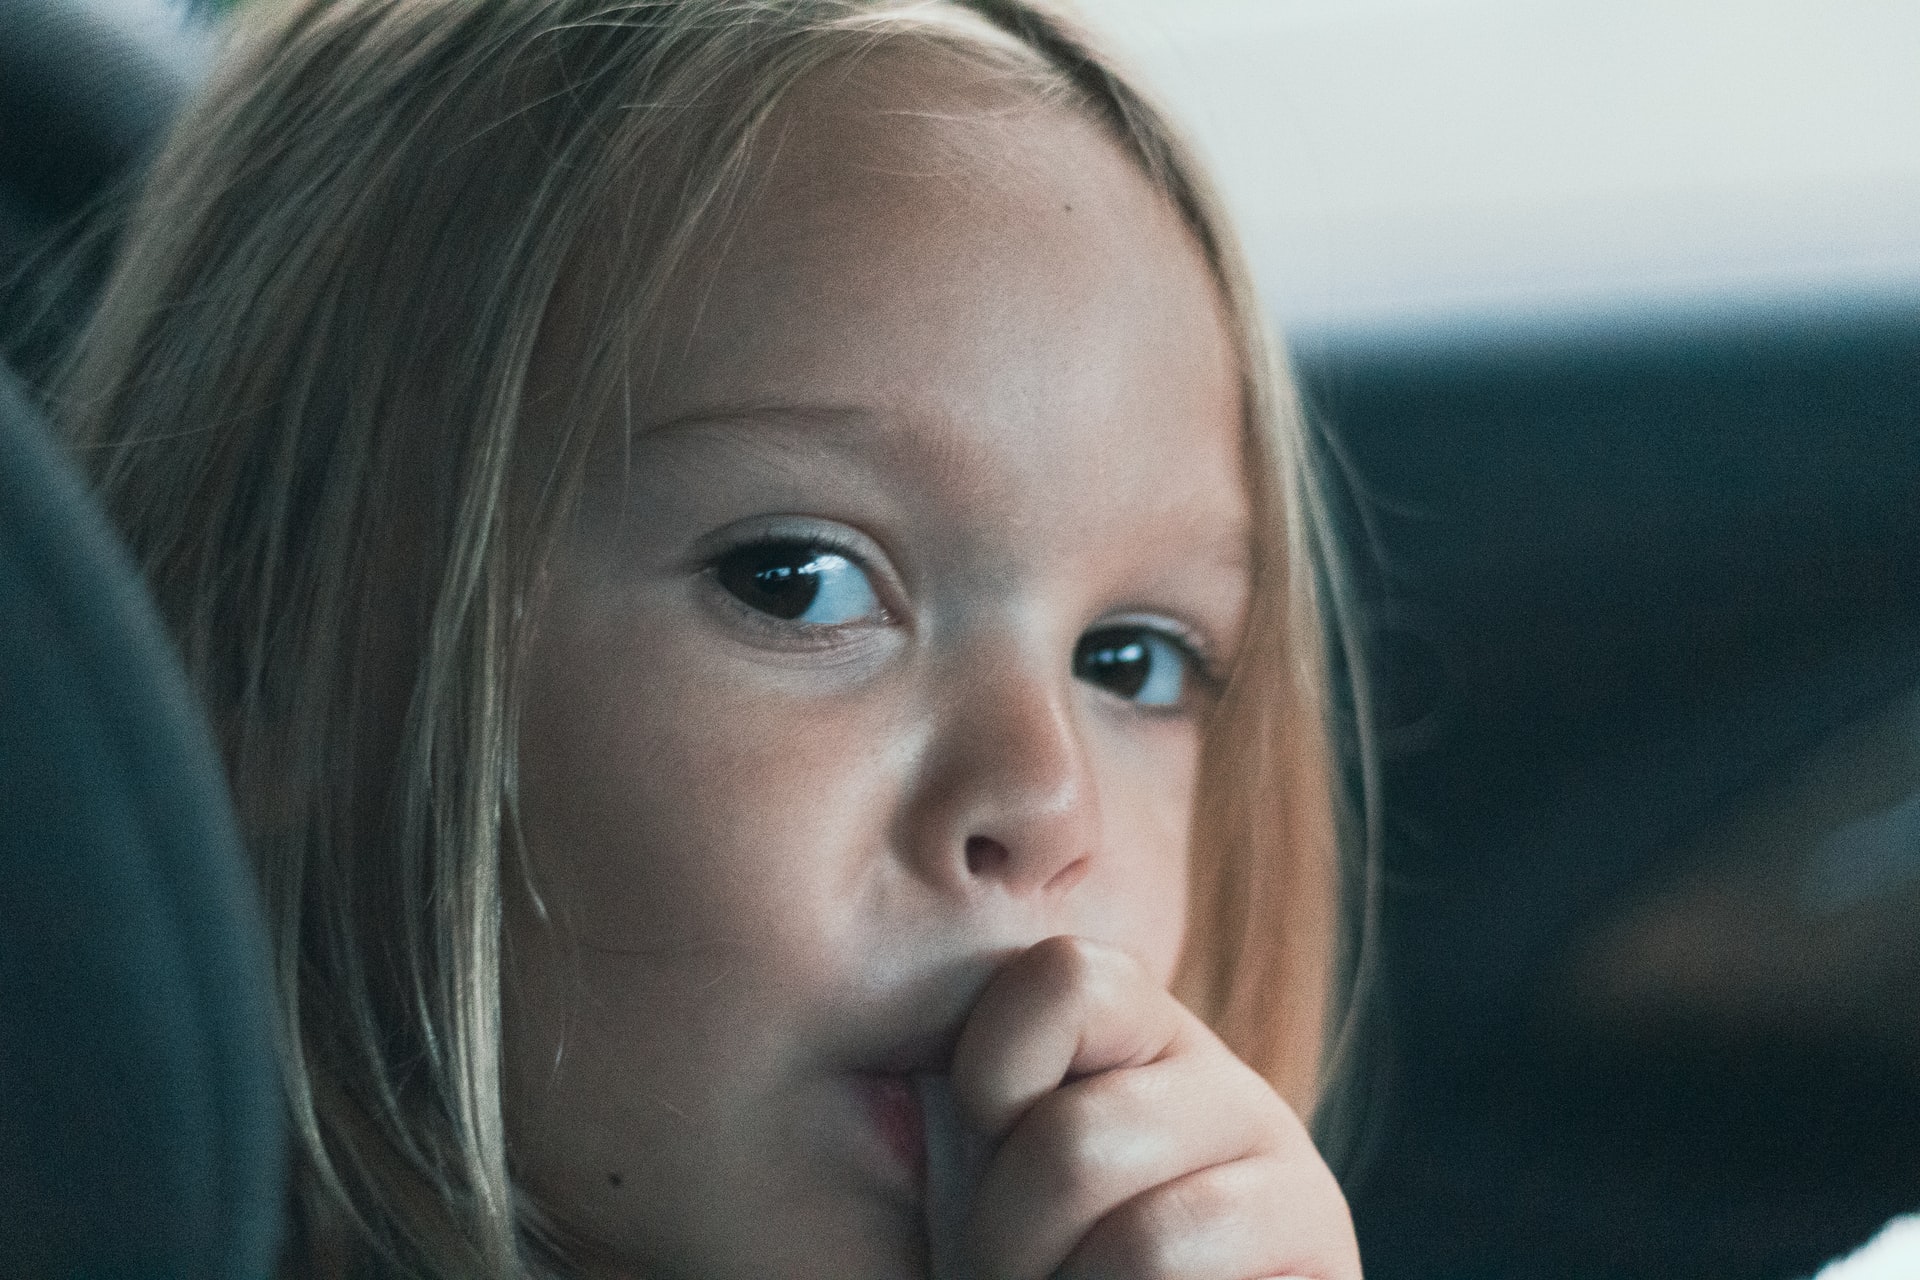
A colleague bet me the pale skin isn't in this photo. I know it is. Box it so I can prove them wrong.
[503,46,1360,1280]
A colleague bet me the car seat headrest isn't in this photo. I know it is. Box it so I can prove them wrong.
[0,362,284,1278]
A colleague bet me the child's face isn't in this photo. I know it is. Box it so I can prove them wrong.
[505,52,1250,1280]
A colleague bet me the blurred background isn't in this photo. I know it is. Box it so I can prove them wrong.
[1075,3,1920,1276]
[1088,0,1920,335]
[4,1,1918,1276]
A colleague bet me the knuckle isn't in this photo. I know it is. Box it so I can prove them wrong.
[1110,1213,1181,1277]
[1024,933,1103,997]
[1072,1165,1249,1280]
[1153,1166,1238,1239]
[1078,1057,1162,1124]
[1098,1176,1231,1279]
[1014,1070,1164,1206]
[1019,934,1144,1022]
[1022,1086,1115,1193]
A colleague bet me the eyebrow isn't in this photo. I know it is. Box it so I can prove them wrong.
[638,397,1010,502]
[639,397,1258,573]
[640,399,884,437]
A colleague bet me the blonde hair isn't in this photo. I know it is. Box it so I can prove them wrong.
[62,0,1365,1274]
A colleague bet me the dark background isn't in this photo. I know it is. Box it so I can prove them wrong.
[1303,307,1920,1277]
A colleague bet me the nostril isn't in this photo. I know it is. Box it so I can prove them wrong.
[1042,855,1089,894]
[964,835,1009,878]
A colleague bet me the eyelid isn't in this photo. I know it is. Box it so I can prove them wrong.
[1097,612,1228,694]
[694,517,907,626]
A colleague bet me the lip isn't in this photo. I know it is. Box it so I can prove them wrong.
[850,1071,927,1194]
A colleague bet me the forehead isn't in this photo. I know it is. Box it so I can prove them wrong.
[623,40,1248,552]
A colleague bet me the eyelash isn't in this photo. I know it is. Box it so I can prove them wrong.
[701,532,1226,706]
[1098,617,1228,713]
[701,532,892,636]
[1133,620,1225,691]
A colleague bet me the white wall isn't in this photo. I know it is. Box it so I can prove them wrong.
[1076,0,1920,332]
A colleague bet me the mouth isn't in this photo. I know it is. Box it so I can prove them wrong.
[851,1071,928,1192]
[833,968,983,1208]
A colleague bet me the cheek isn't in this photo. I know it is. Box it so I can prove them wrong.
[505,596,912,1114]
[1082,721,1201,988]
[502,597,919,1243]
[516,607,890,956]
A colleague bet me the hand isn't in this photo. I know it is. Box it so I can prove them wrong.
[950,936,1361,1280]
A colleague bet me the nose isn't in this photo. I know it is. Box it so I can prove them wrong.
[897,633,1099,898]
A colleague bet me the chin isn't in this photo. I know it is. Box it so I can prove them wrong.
[543,1170,930,1280]
[728,1181,930,1280]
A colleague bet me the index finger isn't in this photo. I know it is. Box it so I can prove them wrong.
[950,935,1195,1138]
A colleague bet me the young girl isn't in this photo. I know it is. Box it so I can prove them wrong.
[63,0,1364,1276]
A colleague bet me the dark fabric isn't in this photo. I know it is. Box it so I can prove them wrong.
[0,362,283,1278]
[1313,301,1920,1279]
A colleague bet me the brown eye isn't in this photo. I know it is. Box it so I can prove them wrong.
[713,540,879,624]
[1073,625,1190,706]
